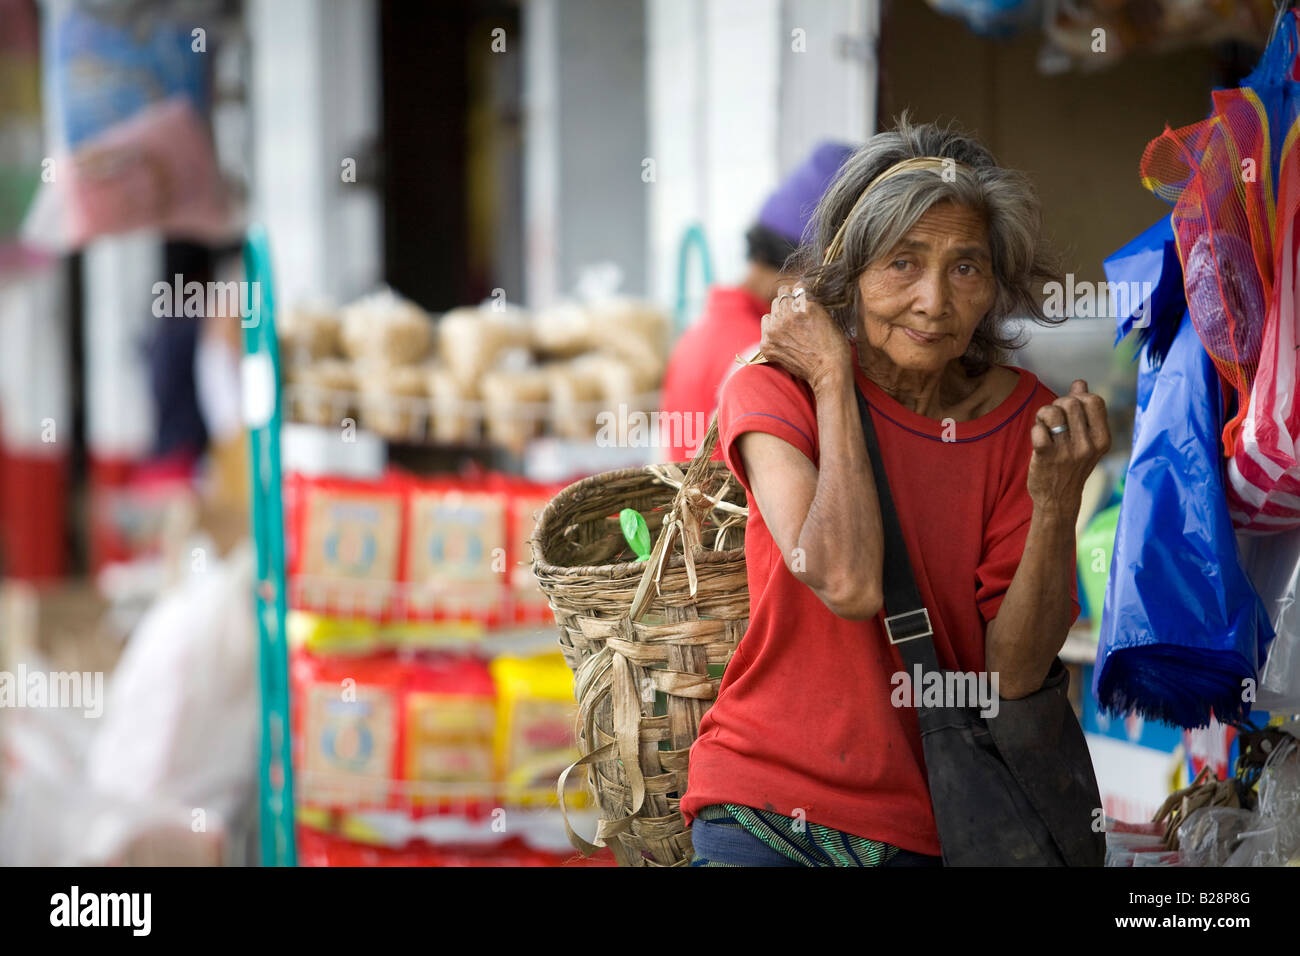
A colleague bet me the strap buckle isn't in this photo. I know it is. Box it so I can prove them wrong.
[883,608,932,645]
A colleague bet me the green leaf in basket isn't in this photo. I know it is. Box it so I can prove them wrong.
[620,508,652,562]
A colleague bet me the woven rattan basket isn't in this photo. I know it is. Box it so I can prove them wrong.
[531,420,749,866]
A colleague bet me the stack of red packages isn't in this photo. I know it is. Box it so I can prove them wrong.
[488,473,566,627]
[286,473,407,621]
[291,648,498,817]
[296,828,617,867]
[285,470,564,630]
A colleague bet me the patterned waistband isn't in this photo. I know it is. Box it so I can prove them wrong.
[696,803,901,867]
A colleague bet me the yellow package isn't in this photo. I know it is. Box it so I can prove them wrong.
[403,655,498,808]
[489,653,587,808]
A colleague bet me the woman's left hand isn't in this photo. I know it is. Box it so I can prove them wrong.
[1027,379,1111,516]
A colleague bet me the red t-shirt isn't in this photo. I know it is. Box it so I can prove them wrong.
[658,286,768,461]
[679,360,1080,856]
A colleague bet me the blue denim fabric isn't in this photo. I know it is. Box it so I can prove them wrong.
[689,815,945,867]
[688,816,802,867]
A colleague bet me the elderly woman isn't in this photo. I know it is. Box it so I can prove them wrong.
[680,118,1111,867]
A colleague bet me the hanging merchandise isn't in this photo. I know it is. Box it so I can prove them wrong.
[1102,217,1188,363]
[20,0,230,251]
[1039,0,1274,74]
[925,0,1042,38]
[1138,48,1279,458]
[1178,725,1300,866]
[0,0,45,274]
[1228,157,1300,529]
[403,655,498,809]
[46,0,214,149]
[1140,10,1300,530]
[1095,216,1274,728]
[1236,531,1300,713]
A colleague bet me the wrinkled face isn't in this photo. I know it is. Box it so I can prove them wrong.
[855,201,997,374]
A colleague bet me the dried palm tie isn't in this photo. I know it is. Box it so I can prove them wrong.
[1153,765,1255,850]
[531,418,749,866]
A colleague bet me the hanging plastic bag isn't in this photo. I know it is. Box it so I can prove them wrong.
[19,0,229,251]
[1103,217,1188,362]
[1226,148,1300,531]
[1136,12,1300,531]
[1139,84,1275,458]
[1095,218,1273,728]
[21,96,230,252]
[1178,806,1260,867]
[1177,727,1300,866]
[925,0,1041,38]
[1236,531,1300,713]
[1226,9,1300,530]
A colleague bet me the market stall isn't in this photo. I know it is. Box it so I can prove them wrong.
[2,0,1299,877]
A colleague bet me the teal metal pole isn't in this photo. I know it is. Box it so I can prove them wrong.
[674,222,713,337]
[241,225,297,866]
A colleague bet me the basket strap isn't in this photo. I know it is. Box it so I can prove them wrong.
[610,650,648,813]
[628,348,770,622]
[556,741,634,865]
[628,412,723,621]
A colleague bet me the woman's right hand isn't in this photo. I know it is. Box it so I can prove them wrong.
[760,284,854,392]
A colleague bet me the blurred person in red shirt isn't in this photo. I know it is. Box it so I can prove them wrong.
[659,142,855,461]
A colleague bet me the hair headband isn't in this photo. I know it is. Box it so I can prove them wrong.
[821,156,964,265]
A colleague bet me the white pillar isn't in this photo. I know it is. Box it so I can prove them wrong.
[82,232,161,460]
[778,0,876,173]
[523,0,560,309]
[0,265,70,454]
[246,0,382,308]
[646,0,879,319]
[524,0,649,308]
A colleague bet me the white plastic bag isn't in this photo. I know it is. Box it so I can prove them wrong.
[1179,730,1300,867]
[1236,531,1300,712]
[0,539,257,864]
[85,541,257,834]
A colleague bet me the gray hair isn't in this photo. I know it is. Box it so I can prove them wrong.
[791,113,1063,374]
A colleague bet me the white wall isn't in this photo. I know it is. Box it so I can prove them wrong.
[524,0,649,309]
[82,232,161,458]
[247,0,382,308]
[0,265,70,455]
[646,0,878,323]
[523,0,561,309]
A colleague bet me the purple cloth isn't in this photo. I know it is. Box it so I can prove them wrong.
[757,141,856,244]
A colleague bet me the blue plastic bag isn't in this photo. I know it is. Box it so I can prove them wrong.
[925,0,1040,38]
[1094,218,1274,729]
[1103,217,1185,362]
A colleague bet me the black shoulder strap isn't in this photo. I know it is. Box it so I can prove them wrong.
[853,386,943,676]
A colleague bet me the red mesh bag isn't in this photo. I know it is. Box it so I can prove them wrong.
[1140,87,1276,456]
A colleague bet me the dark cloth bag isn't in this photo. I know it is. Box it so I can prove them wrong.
[854,386,1104,867]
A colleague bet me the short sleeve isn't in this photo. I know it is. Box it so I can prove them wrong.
[975,393,1081,626]
[716,362,818,494]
